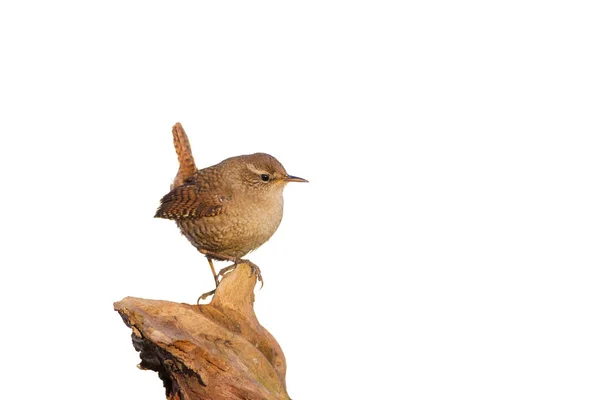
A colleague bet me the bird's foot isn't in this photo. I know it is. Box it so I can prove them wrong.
[217,259,264,289]
[239,259,264,289]
[197,289,215,304]
[216,264,236,279]
[197,259,264,305]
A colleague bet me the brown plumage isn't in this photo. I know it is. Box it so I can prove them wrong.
[171,123,197,189]
[155,123,307,295]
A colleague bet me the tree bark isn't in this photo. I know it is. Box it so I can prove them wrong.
[114,262,290,400]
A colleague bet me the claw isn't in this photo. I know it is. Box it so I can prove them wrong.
[239,259,264,289]
[219,259,264,288]
[197,289,215,304]
[197,259,265,305]
[217,264,236,280]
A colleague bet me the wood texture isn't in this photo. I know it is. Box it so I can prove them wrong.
[114,263,289,400]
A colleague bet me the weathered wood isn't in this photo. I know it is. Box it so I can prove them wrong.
[114,263,289,400]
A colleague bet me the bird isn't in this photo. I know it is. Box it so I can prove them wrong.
[155,123,307,299]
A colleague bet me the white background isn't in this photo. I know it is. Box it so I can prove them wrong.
[1,1,599,399]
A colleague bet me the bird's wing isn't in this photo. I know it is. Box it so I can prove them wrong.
[154,184,224,220]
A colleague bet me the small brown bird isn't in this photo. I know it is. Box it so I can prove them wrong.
[155,123,307,296]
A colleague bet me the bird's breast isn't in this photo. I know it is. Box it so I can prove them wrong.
[177,192,284,259]
[237,194,284,249]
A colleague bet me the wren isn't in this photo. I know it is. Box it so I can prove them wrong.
[155,123,307,297]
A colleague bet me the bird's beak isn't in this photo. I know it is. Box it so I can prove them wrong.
[283,175,309,183]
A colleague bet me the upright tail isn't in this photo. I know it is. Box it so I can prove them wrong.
[171,122,197,189]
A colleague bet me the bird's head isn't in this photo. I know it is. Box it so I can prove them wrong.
[232,153,308,194]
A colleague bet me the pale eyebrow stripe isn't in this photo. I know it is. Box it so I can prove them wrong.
[246,164,267,175]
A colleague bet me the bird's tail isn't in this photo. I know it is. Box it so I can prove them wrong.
[171,122,197,188]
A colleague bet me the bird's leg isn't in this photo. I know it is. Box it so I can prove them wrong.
[197,250,237,304]
[206,257,219,287]
[196,257,218,304]
[196,251,265,304]
[198,249,236,285]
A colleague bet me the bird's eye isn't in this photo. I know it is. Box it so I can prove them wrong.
[261,174,270,182]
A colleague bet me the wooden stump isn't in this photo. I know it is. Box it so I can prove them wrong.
[114,263,290,400]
